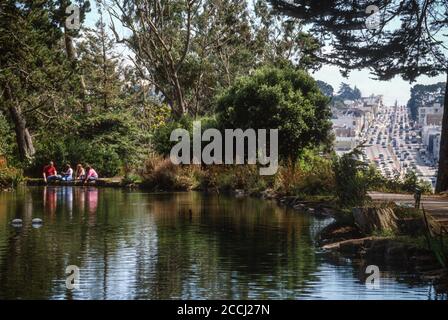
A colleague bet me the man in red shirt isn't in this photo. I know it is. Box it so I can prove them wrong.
[43,161,60,183]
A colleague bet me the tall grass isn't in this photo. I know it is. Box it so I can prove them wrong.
[0,166,23,189]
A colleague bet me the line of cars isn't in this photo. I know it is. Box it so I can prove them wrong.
[363,105,438,188]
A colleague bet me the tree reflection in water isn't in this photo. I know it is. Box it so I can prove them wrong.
[0,188,438,299]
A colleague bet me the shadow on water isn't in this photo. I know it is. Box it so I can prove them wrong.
[0,187,444,299]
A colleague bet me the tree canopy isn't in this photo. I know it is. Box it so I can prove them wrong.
[215,66,332,160]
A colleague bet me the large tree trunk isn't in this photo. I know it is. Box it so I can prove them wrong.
[9,105,35,162]
[435,72,448,193]
[3,85,35,162]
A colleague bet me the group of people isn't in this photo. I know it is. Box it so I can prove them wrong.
[43,161,98,184]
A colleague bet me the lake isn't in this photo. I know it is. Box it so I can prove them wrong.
[0,187,443,299]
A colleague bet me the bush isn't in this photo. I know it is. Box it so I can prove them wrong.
[274,155,335,196]
[366,166,433,194]
[31,112,149,177]
[139,154,194,191]
[0,166,23,188]
[332,149,370,207]
[152,115,219,157]
[215,66,332,161]
[192,165,269,194]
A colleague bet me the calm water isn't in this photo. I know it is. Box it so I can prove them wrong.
[0,187,443,300]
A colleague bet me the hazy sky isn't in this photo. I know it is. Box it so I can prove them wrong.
[313,65,445,107]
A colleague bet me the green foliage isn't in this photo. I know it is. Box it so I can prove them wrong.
[152,115,220,157]
[0,167,23,188]
[336,83,361,101]
[275,149,335,196]
[366,167,433,194]
[407,82,445,120]
[32,112,149,177]
[316,80,334,97]
[0,113,15,161]
[215,66,332,160]
[152,116,194,157]
[332,149,370,207]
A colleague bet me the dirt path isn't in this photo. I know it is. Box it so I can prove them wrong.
[369,191,448,227]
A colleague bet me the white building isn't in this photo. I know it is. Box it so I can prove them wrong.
[331,109,366,136]
[422,125,442,160]
[418,103,443,126]
[433,134,441,163]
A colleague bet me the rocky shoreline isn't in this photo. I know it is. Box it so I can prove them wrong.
[272,193,448,292]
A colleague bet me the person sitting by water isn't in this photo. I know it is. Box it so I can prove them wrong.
[43,161,60,183]
[75,164,85,180]
[61,164,73,181]
[84,165,98,183]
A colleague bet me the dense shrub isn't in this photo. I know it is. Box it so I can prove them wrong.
[0,113,17,165]
[152,115,219,157]
[31,112,149,177]
[195,165,269,194]
[0,166,23,188]
[332,149,370,207]
[139,154,194,191]
[274,152,335,196]
[152,116,193,157]
[366,166,433,194]
[215,66,332,161]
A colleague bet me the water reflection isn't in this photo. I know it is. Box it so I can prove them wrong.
[0,188,443,300]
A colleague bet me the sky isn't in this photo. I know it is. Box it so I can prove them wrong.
[83,2,446,107]
[313,66,445,106]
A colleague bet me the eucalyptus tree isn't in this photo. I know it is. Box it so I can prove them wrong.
[107,0,321,117]
[0,0,92,163]
[0,1,63,162]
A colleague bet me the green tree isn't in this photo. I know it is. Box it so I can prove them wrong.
[0,1,66,162]
[215,66,332,161]
[316,80,334,98]
[332,149,369,207]
[77,11,125,112]
[407,82,445,120]
[336,83,361,101]
[108,0,322,117]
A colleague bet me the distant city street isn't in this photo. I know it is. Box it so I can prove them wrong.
[333,98,441,190]
[362,105,438,187]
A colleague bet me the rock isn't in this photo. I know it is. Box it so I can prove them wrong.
[293,203,306,210]
[318,221,364,245]
[260,189,276,199]
[234,189,245,198]
[353,207,398,234]
[384,243,409,264]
